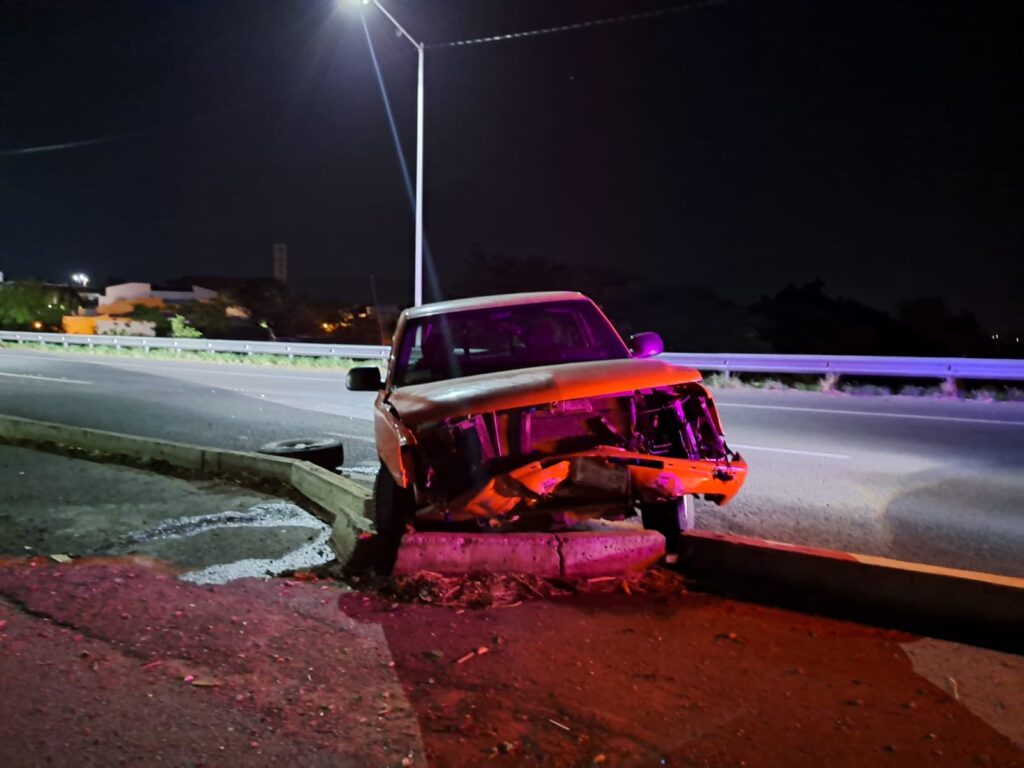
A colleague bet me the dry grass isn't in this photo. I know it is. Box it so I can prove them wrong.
[1,341,376,371]
[347,567,687,609]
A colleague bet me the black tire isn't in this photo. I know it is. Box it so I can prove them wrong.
[373,461,417,542]
[257,437,344,471]
[639,495,695,556]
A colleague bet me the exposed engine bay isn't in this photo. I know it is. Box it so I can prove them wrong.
[405,382,746,528]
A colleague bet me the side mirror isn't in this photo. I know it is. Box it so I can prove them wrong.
[629,332,664,359]
[346,366,383,391]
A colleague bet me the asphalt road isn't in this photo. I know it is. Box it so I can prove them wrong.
[2,347,1022,577]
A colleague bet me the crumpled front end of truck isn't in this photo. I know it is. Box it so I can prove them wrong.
[403,382,746,529]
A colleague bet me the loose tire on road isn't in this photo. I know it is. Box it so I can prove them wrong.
[639,495,695,556]
[257,437,344,471]
[373,461,417,543]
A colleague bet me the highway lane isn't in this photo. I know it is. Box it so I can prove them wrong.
[1,348,1022,576]
[0,349,380,465]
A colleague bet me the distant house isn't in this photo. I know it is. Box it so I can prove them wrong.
[98,282,217,307]
[63,312,159,337]
[62,282,219,335]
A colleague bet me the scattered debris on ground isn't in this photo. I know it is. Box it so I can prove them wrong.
[323,566,688,609]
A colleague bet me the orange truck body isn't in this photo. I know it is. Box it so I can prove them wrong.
[367,292,746,528]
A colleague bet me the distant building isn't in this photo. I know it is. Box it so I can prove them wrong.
[62,282,219,335]
[98,282,217,307]
[273,243,288,285]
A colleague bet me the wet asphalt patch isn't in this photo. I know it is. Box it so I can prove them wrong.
[0,444,336,583]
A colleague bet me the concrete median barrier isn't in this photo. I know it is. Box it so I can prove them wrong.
[204,447,295,483]
[0,416,206,471]
[677,530,1024,651]
[290,462,374,562]
[559,530,665,578]
[0,414,372,560]
[394,532,563,577]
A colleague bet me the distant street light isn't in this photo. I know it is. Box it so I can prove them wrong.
[71,272,90,287]
[346,0,425,307]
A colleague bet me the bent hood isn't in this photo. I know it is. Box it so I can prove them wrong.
[387,358,702,426]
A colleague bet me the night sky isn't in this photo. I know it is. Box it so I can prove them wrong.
[2,0,1020,330]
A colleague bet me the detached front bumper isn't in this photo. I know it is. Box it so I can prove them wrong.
[416,445,747,523]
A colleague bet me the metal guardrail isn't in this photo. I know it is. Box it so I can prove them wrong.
[659,353,1024,381]
[2,330,1022,380]
[0,331,389,361]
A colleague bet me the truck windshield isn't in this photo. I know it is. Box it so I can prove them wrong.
[393,300,630,386]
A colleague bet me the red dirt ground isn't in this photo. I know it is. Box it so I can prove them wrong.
[1,558,1021,767]
[341,590,1023,767]
[0,558,421,767]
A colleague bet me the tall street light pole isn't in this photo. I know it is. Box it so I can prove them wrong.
[353,1,699,306]
[362,0,425,306]
[414,41,424,307]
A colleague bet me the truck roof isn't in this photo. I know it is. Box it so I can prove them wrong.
[402,291,589,321]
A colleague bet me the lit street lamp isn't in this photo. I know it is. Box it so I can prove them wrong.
[344,2,690,307]
[71,272,90,287]
[349,0,425,307]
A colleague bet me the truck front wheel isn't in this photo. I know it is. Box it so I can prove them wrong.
[639,495,695,560]
[373,461,417,543]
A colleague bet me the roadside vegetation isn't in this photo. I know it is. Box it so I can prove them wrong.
[0,340,378,371]
[0,282,80,330]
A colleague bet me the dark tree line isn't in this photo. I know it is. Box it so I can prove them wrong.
[752,281,994,357]
[445,252,1014,358]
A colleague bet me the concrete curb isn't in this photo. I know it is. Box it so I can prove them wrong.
[393,530,665,578]
[678,531,1024,650]
[0,414,373,560]
[395,533,562,577]
[559,530,666,578]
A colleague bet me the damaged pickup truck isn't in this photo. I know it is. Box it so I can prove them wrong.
[346,292,746,552]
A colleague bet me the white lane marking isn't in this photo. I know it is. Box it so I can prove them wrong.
[718,402,1024,427]
[341,465,381,477]
[730,443,849,460]
[324,431,375,443]
[112,503,339,586]
[0,371,91,385]
[182,527,334,585]
[116,504,322,546]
